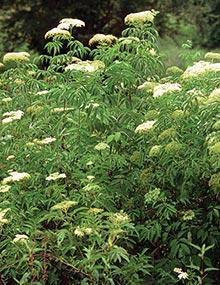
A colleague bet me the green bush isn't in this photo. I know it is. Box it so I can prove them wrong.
[0,11,220,285]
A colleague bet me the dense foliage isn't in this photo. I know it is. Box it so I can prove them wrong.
[0,11,220,285]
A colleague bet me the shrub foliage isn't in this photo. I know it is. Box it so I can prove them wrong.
[0,11,219,285]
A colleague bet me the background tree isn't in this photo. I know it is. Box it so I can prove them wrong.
[0,0,219,54]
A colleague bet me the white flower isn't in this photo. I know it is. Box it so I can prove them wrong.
[2,97,12,103]
[51,200,77,211]
[65,63,95,72]
[137,81,158,92]
[186,88,203,97]
[2,171,31,184]
[45,28,71,39]
[3,52,30,64]
[2,110,24,124]
[178,272,189,280]
[84,227,92,234]
[166,66,183,76]
[124,10,158,25]
[149,48,157,56]
[182,210,195,221]
[39,137,56,145]
[182,61,220,78]
[0,185,11,193]
[26,105,43,114]
[65,60,104,73]
[74,226,85,237]
[28,137,56,146]
[13,234,29,243]
[94,142,110,151]
[3,110,23,118]
[46,172,66,181]
[14,79,24,85]
[87,175,95,181]
[174,268,189,280]
[153,83,182,98]
[205,88,220,104]
[69,64,94,72]
[36,90,49,95]
[74,226,92,236]
[91,103,100,108]
[85,102,100,109]
[174,268,182,274]
[2,117,14,124]
[59,18,85,27]
[204,52,220,61]
[52,107,74,113]
[110,212,130,224]
[89,34,117,46]
[1,135,13,141]
[57,23,71,30]
[6,155,15,161]
[135,120,156,133]
[149,145,162,157]
[88,207,103,214]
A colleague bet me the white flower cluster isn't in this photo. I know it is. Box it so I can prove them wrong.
[109,212,130,224]
[88,207,103,214]
[2,171,31,184]
[89,34,117,46]
[2,110,24,124]
[87,175,95,181]
[0,185,11,193]
[124,10,158,25]
[45,18,85,39]
[36,90,49,96]
[149,145,162,157]
[51,200,77,211]
[2,97,12,103]
[52,107,74,113]
[204,52,220,61]
[174,268,189,280]
[6,155,15,160]
[144,188,161,204]
[74,226,92,237]
[58,18,85,30]
[65,60,105,73]
[182,61,220,79]
[74,226,84,237]
[26,105,43,114]
[45,27,71,39]
[13,234,29,243]
[94,142,110,151]
[137,81,158,92]
[182,210,195,221]
[166,66,183,76]
[27,137,56,146]
[46,172,66,181]
[3,52,30,64]
[135,120,156,134]
[205,88,220,104]
[153,83,182,98]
